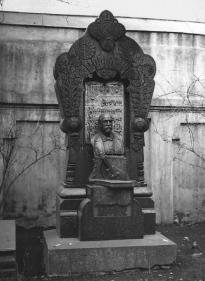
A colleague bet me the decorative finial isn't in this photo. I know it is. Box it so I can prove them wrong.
[88,10,126,52]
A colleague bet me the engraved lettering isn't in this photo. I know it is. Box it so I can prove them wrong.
[85,81,124,143]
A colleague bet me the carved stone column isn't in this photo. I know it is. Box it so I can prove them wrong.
[60,117,82,188]
[56,117,85,237]
[132,117,150,185]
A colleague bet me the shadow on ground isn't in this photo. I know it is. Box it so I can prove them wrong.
[15,223,205,281]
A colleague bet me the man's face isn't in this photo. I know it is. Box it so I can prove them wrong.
[101,119,113,135]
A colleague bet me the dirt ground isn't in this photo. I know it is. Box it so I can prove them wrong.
[16,223,205,281]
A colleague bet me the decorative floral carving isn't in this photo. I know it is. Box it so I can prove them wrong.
[96,69,117,80]
[74,37,96,60]
[132,132,145,152]
[53,10,156,184]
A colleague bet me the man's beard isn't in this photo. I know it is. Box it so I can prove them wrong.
[103,126,112,135]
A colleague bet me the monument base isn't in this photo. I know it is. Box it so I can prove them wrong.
[43,229,177,277]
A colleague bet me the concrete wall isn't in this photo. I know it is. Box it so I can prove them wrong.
[1,12,205,227]
[3,0,205,23]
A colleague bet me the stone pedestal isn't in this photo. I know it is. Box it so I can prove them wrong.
[56,186,86,238]
[56,184,156,238]
[79,184,143,241]
[43,229,177,276]
[134,186,156,234]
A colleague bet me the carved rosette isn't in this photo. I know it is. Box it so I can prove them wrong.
[54,10,156,185]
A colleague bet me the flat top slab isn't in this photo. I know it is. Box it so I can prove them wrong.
[0,220,16,251]
[89,179,136,188]
[44,230,176,250]
[57,186,86,198]
[134,186,152,196]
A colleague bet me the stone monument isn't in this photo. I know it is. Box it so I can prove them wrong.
[79,112,144,241]
[44,10,177,276]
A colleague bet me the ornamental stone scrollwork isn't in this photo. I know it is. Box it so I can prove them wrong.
[54,10,156,186]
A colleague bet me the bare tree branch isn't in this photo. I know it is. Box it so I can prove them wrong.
[5,146,58,195]
[0,121,65,217]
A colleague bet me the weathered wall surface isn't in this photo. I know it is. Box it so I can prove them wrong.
[1,12,205,226]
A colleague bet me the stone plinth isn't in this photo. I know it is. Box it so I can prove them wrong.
[134,185,156,234]
[44,229,177,276]
[78,185,143,241]
[56,186,86,238]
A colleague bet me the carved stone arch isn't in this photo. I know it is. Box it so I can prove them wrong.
[54,10,155,118]
[54,10,156,185]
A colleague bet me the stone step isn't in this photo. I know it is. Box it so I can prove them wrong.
[0,268,17,278]
[0,220,17,280]
[0,254,16,269]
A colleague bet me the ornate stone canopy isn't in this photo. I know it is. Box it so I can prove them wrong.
[54,10,156,188]
[54,10,156,131]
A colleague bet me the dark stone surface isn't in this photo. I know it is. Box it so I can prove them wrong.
[96,205,131,217]
[78,185,144,240]
[87,185,133,206]
[0,255,16,270]
[143,209,156,234]
[134,196,155,235]
[0,253,17,279]
[57,196,82,211]
[136,197,155,208]
[56,211,78,238]
[89,185,133,217]
[56,187,86,237]
[56,195,79,238]
[16,226,45,277]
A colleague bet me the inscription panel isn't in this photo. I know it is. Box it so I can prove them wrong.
[85,81,124,143]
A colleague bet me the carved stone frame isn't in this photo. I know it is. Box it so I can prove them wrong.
[54,10,156,187]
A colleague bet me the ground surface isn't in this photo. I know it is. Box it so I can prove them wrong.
[13,223,205,281]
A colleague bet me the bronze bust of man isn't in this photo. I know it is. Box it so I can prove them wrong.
[89,113,129,181]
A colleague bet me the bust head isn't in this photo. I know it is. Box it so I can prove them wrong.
[98,113,114,136]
